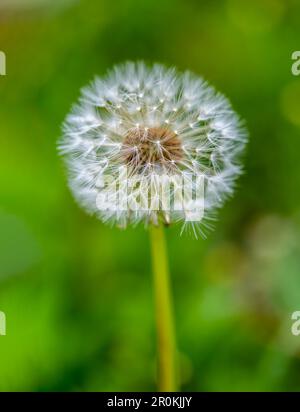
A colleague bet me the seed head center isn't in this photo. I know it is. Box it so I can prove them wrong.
[122,127,183,171]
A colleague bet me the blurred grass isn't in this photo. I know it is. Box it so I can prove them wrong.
[0,0,300,391]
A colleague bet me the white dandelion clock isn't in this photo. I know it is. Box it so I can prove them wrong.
[59,62,248,391]
[59,62,247,236]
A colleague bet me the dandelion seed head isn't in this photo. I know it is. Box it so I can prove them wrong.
[59,62,247,234]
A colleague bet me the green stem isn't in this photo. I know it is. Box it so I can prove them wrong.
[149,225,177,392]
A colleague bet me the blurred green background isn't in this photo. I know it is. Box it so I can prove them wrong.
[1,0,300,392]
